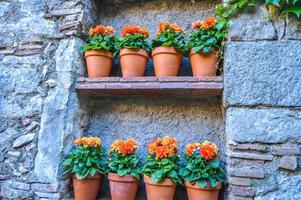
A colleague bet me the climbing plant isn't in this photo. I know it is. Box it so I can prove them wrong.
[265,0,301,18]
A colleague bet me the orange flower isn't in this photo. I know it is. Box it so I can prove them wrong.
[200,140,218,161]
[148,136,178,159]
[192,20,202,30]
[74,137,101,148]
[110,138,138,155]
[185,142,202,156]
[88,25,115,36]
[156,22,184,35]
[202,17,216,29]
[121,25,149,38]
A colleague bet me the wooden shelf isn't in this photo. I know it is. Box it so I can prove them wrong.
[76,76,223,96]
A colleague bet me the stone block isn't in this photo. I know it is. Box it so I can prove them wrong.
[224,40,301,107]
[279,156,297,171]
[271,146,300,156]
[228,167,265,178]
[228,151,273,161]
[229,177,251,186]
[226,108,301,143]
[230,186,255,197]
[31,183,59,192]
[229,143,266,151]
[13,133,35,148]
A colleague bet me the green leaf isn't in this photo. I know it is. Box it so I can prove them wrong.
[198,179,208,188]
[282,5,301,17]
[117,168,128,176]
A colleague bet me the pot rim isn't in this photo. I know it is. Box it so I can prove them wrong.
[184,181,222,191]
[119,48,149,59]
[151,46,183,57]
[73,173,103,180]
[143,175,177,187]
[108,172,139,183]
[84,50,114,60]
[189,50,219,57]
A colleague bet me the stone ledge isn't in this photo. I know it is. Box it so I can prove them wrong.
[76,76,223,96]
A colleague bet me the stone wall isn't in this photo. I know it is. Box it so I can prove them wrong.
[224,2,301,200]
[0,0,300,199]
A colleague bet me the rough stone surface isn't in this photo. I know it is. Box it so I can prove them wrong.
[279,156,297,171]
[12,134,35,148]
[226,108,301,143]
[224,40,301,107]
[271,146,300,156]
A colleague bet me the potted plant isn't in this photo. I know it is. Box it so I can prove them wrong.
[63,137,108,200]
[179,141,225,200]
[108,138,142,200]
[143,136,182,200]
[151,22,187,77]
[117,25,150,77]
[83,25,116,77]
[188,17,227,76]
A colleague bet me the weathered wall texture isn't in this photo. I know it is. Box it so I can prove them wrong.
[0,0,300,199]
[224,3,301,200]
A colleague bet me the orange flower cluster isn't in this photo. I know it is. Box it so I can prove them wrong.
[148,136,178,159]
[200,140,218,161]
[74,137,101,148]
[88,25,115,36]
[156,22,184,35]
[192,17,216,30]
[185,142,202,156]
[121,25,149,38]
[110,138,138,155]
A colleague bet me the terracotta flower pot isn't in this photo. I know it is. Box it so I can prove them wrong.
[189,51,218,77]
[185,181,222,200]
[73,173,103,200]
[152,47,183,77]
[144,175,177,200]
[108,172,139,200]
[85,50,113,78]
[119,48,149,77]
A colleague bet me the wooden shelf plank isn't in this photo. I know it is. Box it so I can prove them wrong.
[76,76,223,96]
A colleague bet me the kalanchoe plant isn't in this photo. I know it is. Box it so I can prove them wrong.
[108,138,142,179]
[117,25,150,52]
[143,136,182,183]
[82,25,117,53]
[63,137,108,180]
[151,22,187,53]
[179,141,225,188]
[188,17,228,54]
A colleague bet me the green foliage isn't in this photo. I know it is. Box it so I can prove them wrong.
[108,151,142,179]
[188,21,228,54]
[151,30,187,54]
[62,146,108,180]
[265,0,301,18]
[179,152,225,188]
[215,0,256,20]
[82,34,117,53]
[143,154,182,184]
[117,34,150,52]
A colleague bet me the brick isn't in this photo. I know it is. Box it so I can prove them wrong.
[229,177,251,186]
[59,22,79,31]
[230,186,255,197]
[31,183,58,192]
[160,82,189,89]
[197,76,223,82]
[189,82,223,89]
[228,168,265,178]
[131,83,160,89]
[9,181,30,190]
[271,146,300,156]
[85,77,120,82]
[105,83,131,89]
[230,143,266,151]
[229,195,254,200]
[279,156,297,171]
[0,44,9,49]
[0,49,15,55]
[158,76,197,82]
[228,151,273,161]
[35,192,60,198]
[15,49,41,56]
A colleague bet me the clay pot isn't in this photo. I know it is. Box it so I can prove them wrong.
[108,172,139,200]
[73,173,103,200]
[144,175,177,200]
[85,50,113,78]
[119,48,149,77]
[152,47,183,77]
[185,181,222,200]
[189,51,218,77]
